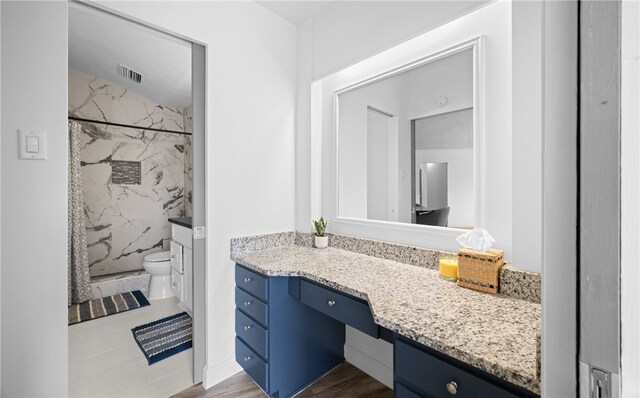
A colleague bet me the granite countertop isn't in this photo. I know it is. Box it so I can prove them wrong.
[168,217,192,229]
[232,245,541,394]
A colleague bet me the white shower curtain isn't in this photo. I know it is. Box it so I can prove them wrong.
[68,121,92,305]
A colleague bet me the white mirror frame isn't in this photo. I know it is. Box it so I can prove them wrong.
[334,37,483,234]
[314,35,485,251]
[311,1,515,254]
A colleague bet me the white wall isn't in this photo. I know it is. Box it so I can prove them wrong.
[99,1,297,388]
[310,1,490,80]
[621,1,640,395]
[1,2,69,396]
[1,1,297,394]
[512,1,544,275]
[541,1,578,395]
[0,1,3,392]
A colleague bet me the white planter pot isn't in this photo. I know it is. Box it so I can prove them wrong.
[314,236,328,249]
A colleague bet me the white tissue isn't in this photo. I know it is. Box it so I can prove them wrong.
[456,228,495,251]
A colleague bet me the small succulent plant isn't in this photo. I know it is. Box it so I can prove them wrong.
[312,217,327,237]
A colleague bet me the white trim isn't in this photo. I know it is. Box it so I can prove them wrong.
[202,356,242,390]
[344,345,393,389]
[620,1,640,396]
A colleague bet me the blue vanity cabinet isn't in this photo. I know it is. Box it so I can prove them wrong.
[394,336,538,398]
[235,264,345,398]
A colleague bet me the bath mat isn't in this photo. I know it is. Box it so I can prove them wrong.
[68,290,150,325]
[131,312,192,365]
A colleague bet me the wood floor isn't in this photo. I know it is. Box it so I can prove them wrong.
[172,362,393,398]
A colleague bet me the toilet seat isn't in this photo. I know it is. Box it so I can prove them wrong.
[144,251,171,263]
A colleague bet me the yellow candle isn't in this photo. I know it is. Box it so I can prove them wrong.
[439,257,458,282]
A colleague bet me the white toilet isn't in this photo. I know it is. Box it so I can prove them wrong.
[143,251,175,300]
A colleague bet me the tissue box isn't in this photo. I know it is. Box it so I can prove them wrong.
[457,247,505,294]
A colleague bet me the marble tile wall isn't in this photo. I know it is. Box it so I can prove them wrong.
[69,69,192,277]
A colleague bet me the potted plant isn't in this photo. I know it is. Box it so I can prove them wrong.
[312,217,328,249]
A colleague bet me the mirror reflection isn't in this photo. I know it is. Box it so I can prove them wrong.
[337,48,474,229]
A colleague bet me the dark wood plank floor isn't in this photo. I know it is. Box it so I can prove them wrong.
[171,362,393,398]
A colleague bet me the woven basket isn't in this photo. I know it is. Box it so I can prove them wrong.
[457,247,505,294]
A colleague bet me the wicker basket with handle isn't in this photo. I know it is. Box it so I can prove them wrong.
[457,247,505,294]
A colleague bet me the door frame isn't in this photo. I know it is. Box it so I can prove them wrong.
[68,0,208,385]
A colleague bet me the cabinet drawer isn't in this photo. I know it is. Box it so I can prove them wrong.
[171,224,192,248]
[395,339,520,398]
[236,309,268,360]
[170,241,183,273]
[300,280,378,338]
[236,337,268,392]
[236,287,268,328]
[236,265,268,302]
[395,382,423,398]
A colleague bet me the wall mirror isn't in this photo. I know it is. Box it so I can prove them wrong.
[336,40,480,230]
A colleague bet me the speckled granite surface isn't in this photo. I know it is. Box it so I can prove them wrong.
[238,232,541,303]
[230,231,295,259]
[232,246,541,394]
[500,265,541,303]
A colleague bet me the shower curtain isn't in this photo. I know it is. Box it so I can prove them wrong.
[68,121,92,305]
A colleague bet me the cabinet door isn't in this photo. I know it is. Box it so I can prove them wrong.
[170,241,183,273]
[171,267,183,301]
[183,247,193,314]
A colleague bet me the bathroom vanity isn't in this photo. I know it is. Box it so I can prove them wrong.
[169,217,193,315]
[233,242,540,398]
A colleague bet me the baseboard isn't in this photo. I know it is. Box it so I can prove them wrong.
[202,356,242,390]
[345,343,394,388]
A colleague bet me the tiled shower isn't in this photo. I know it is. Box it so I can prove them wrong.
[68,69,193,295]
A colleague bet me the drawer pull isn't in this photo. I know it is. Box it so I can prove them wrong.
[243,300,252,307]
[171,254,177,260]
[244,277,253,283]
[243,355,252,362]
[327,300,336,308]
[446,381,458,395]
[243,324,252,331]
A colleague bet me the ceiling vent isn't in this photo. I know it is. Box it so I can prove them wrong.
[118,64,142,84]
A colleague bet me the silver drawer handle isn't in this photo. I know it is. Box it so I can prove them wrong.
[172,282,176,287]
[446,381,458,395]
[243,301,252,307]
[171,255,176,259]
[327,300,336,308]
[244,277,252,283]
[244,355,252,362]
[244,325,252,331]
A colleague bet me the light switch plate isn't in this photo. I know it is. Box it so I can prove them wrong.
[193,226,206,240]
[19,130,47,160]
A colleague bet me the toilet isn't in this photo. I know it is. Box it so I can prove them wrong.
[142,251,175,300]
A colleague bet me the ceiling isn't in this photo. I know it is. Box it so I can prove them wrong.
[257,1,333,25]
[68,4,192,108]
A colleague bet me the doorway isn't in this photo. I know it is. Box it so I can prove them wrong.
[366,107,398,222]
[67,2,206,396]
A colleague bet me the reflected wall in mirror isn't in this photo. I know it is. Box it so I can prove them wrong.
[337,46,476,229]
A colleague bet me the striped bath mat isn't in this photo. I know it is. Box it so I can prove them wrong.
[68,290,150,325]
[132,312,192,365]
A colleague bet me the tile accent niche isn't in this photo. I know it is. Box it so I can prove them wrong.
[69,69,193,277]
